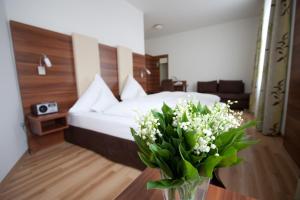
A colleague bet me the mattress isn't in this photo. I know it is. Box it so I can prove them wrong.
[104,91,220,118]
[68,91,220,141]
[68,111,136,141]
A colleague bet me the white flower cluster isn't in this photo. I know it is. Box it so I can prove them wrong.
[133,99,243,156]
[134,111,162,146]
[173,100,243,156]
[172,99,194,129]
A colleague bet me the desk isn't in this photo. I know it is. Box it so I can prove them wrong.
[116,168,255,200]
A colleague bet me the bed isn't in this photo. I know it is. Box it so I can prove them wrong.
[65,91,220,170]
[66,36,224,185]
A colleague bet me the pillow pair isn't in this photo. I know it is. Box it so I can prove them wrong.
[70,74,118,113]
[70,74,147,113]
[120,74,147,101]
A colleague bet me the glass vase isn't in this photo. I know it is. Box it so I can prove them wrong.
[160,171,210,200]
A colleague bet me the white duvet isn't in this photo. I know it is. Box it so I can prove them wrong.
[103,91,220,118]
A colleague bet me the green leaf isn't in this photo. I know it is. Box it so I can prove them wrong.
[238,120,256,131]
[196,102,202,113]
[162,103,173,115]
[184,131,197,149]
[197,103,210,114]
[233,139,258,151]
[233,157,243,165]
[131,128,151,156]
[181,159,199,180]
[152,111,166,130]
[162,103,174,125]
[147,179,184,189]
[175,157,184,177]
[215,129,244,152]
[201,155,223,177]
[191,154,206,164]
[218,147,237,167]
[137,152,156,168]
[154,154,174,178]
[215,121,256,152]
[172,138,181,147]
[176,126,183,138]
[179,144,199,180]
[179,143,190,161]
[182,112,188,122]
[160,141,176,155]
[165,125,177,139]
[150,144,171,160]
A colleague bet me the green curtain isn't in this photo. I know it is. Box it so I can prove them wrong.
[250,0,292,135]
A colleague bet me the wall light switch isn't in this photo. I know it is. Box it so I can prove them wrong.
[37,65,46,75]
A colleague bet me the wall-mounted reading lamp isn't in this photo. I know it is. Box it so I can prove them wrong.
[37,54,52,75]
[140,67,151,78]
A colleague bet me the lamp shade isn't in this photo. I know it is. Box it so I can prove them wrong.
[42,55,52,67]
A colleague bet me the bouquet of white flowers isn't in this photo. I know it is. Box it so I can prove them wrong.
[131,100,256,200]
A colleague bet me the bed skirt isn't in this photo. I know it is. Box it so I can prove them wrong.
[64,126,146,170]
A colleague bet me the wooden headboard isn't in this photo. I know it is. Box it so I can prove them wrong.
[99,44,119,95]
[10,21,146,114]
[133,53,147,91]
[10,21,78,115]
[10,21,148,152]
[99,46,148,95]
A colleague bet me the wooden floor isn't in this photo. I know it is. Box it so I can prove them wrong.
[0,143,141,200]
[219,114,300,200]
[0,113,299,200]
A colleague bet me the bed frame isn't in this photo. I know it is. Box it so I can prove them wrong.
[64,126,225,188]
[64,126,146,170]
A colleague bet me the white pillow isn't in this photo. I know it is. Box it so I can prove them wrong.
[70,74,118,113]
[90,81,119,113]
[121,74,147,101]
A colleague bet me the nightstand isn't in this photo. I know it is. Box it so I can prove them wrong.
[27,112,69,136]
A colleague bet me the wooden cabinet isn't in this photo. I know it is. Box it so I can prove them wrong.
[26,112,68,153]
[27,112,68,136]
[283,2,300,167]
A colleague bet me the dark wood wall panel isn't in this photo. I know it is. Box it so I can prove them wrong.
[10,21,77,114]
[10,20,162,152]
[284,2,300,167]
[146,55,160,93]
[99,44,119,95]
[133,53,147,90]
[10,21,78,152]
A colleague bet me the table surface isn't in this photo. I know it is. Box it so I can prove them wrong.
[116,168,255,200]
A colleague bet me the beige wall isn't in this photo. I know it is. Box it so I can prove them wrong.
[146,17,259,92]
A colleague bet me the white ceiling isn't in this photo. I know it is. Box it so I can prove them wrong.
[126,0,262,39]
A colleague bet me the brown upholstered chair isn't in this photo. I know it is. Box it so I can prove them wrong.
[197,80,250,110]
[197,81,218,93]
[161,79,174,91]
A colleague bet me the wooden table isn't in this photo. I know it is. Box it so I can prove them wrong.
[116,168,255,200]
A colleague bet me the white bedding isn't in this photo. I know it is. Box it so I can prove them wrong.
[103,91,220,118]
[69,91,220,141]
[68,111,136,141]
